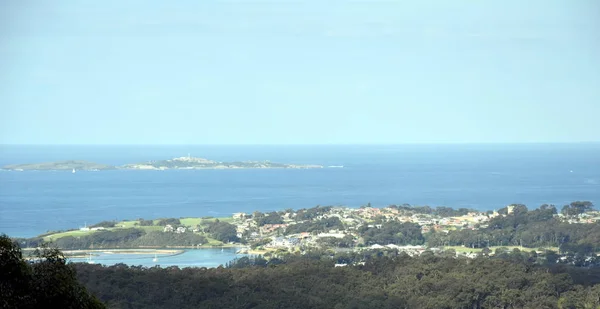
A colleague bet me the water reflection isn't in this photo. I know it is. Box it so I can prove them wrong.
[68,247,246,268]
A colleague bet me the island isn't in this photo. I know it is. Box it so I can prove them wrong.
[2,160,114,171]
[1,156,324,171]
[120,156,323,170]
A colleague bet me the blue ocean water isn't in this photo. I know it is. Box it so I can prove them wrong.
[1,144,599,238]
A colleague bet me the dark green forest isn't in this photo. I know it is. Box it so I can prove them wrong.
[19,229,209,250]
[72,251,600,309]
[5,201,600,308]
[5,235,600,308]
[426,203,600,254]
[0,235,104,309]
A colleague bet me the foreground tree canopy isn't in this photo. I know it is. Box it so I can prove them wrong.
[0,234,105,309]
[70,251,600,309]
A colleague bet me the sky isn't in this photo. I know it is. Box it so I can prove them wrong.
[1,0,599,145]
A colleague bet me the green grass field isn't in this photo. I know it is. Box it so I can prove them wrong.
[119,220,139,228]
[202,236,225,246]
[180,217,234,227]
[44,230,97,241]
[179,218,203,227]
[41,217,234,242]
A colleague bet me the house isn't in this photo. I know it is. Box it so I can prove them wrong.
[260,224,288,234]
[267,237,299,249]
[232,213,246,220]
[163,225,174,232]
[176,226,186,234]
[317,232,346,239]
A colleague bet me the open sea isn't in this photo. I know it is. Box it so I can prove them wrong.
[1,144,599,239]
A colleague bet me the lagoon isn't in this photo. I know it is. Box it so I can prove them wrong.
[67,247,246,268]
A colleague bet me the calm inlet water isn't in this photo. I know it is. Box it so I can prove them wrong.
[1,144,599,239]
[68,248,245,268]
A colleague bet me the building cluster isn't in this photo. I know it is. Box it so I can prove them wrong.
[150,205,600,261]
[226,206,498,254]
[163,225,187,234]
[557,212,600,224]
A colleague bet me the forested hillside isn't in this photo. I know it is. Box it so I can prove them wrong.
[73,252,600,309]
[0,235,105,309]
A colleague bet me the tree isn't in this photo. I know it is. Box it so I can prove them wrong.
[561,201,594,217]
[90,221,116,228]
[481,247,492,256]
[206,221,239,243]
[0,234,105,309]
[360,202,372,209]
[257,212,284,226]
[156,218,181,226]
[442,248,457,258]
[510,204,528,217]
[138,219,154,226]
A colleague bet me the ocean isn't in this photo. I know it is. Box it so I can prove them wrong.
[1,144,599,238]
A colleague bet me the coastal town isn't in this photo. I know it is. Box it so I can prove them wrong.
[22,201,599,267]
[221,203,600,261]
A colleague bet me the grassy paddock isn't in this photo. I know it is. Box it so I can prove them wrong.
[180,217,234,227]
[40,216,235,242]
[43,226,163,241]
[44,230,97,241]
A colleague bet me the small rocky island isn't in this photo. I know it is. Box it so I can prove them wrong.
[2,156,323,171]
[2,160,114,171]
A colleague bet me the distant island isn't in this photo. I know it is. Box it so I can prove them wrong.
[2,156,324,171]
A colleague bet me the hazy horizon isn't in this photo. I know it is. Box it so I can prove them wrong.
[2,141,600,146]
[2,0,599,144]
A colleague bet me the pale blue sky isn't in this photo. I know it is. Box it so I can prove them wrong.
[1,0,599,144]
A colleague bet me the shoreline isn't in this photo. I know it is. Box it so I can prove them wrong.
[62,248,185,258]
[22,244,245,252]
[61,247,250,259]
[3,167,324,172]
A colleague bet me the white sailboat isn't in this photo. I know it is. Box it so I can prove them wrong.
[153,254,158,262]
[87,253,95,264]
[72,168,76,174]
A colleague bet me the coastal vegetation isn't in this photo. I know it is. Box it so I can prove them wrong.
[71,251,600,309]
[17,201,600,259]
[0,235,105,309]
[5,201,600,308]
[427,202,600,254]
